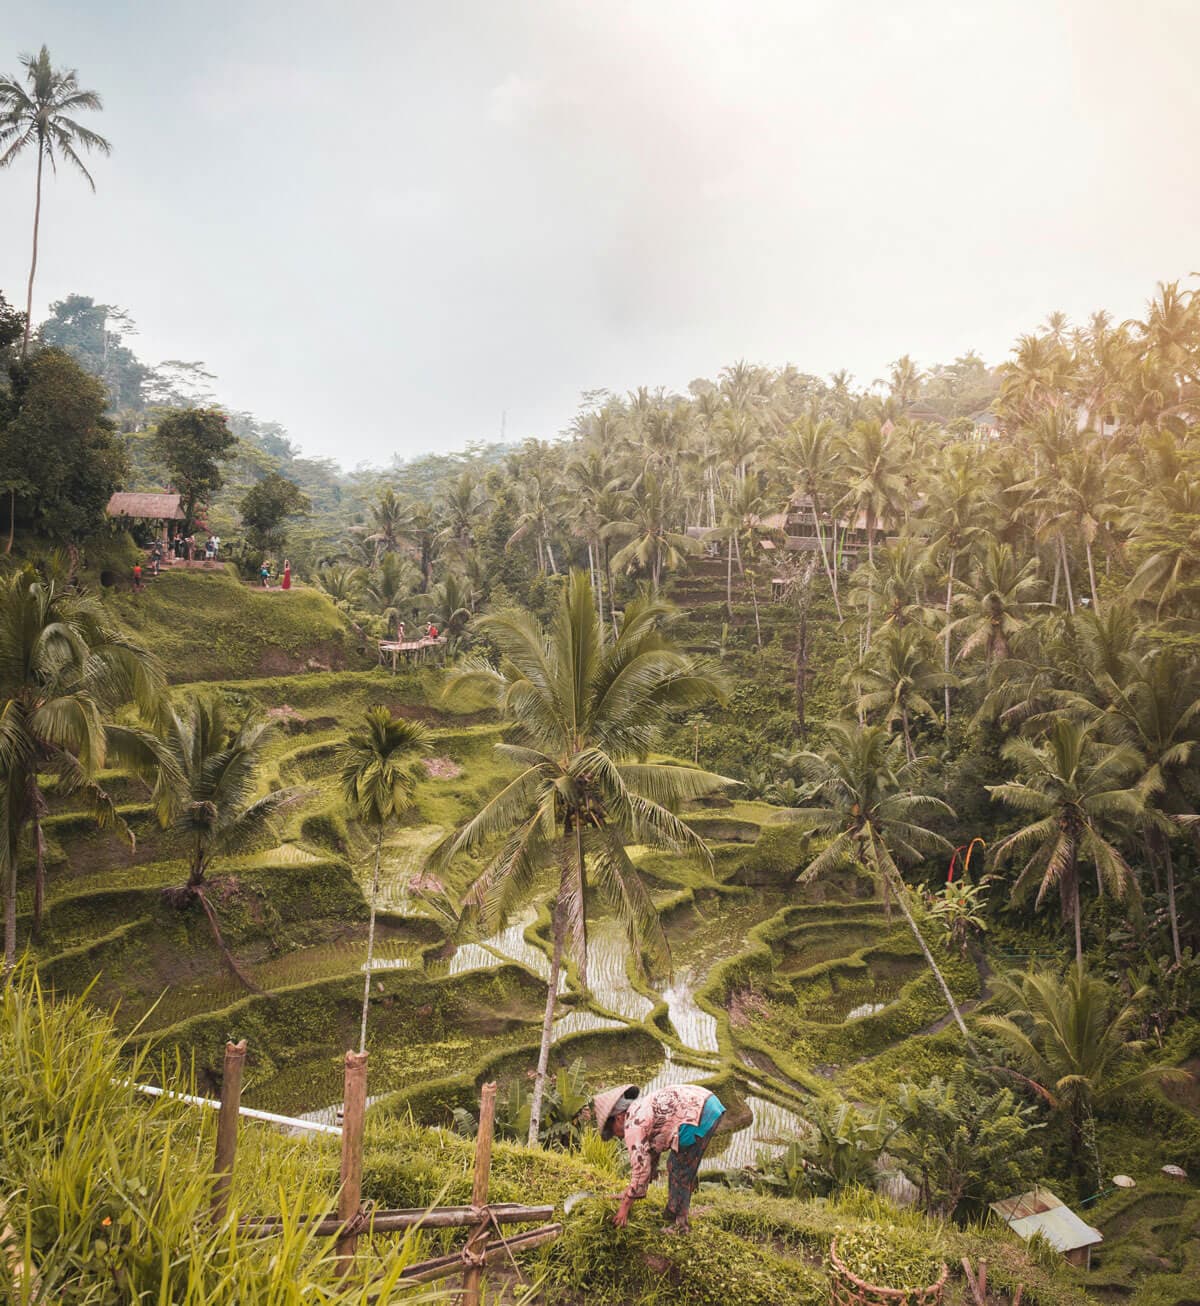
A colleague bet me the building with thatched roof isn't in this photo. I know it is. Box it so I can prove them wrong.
[106,492,184,523]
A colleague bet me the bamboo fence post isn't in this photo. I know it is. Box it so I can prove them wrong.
[336,1051,369,1277]
[210,1039,247,1224]
[461,1082,497,1306]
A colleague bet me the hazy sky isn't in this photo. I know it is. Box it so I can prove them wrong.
[2,1,1197,465]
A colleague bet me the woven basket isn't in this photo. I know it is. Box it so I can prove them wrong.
[829,1237,949,1306]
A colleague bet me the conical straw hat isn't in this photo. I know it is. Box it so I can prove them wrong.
[593,1084,640,1139]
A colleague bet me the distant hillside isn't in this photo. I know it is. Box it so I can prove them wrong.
[109,568,370,681]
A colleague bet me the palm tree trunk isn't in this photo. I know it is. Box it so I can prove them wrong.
[359,827,383,1054]
[31,802,46,941]
[5,489,14,555]
[726,534,734,614]
[3,849,16,973]
[527,876,568,1147]
[1085,538,1101,612]
[794,609,808,739]
[880,841,978,1053]
[1164,838,1182,965]
[901,707,914,761]
[943,553,955,727]
[1051,550,1060,607]
[811,494,843,620]
[21,144,44,359]
[1060,536,1076,615]
[1071,874,1083,972]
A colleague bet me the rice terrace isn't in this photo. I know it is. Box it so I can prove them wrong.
[1,6,1199,1304]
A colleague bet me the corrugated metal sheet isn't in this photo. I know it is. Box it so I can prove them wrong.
[1009,1206,1102,1253]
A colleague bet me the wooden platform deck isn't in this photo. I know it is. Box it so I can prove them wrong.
[378,637,447,669]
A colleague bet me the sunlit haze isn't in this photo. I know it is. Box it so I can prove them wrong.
[2,0,1196,464]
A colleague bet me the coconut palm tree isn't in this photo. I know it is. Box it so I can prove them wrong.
[980,966,1188,1178]
[850,625,954,759]
[339,708,431,1053]
[786,720,975,1047]
[151,696,300,988]
[434,571,731,1143]
[772,414,845,617]
[926,444,987,725]
[987,717,1143,969]
[603,470,700,590]
[361,552,421,637]
[422,572,474,650]
[0,46,111,358]
[0,568,164,967]
[1095,649,1200,963]
[951,541,1044,665]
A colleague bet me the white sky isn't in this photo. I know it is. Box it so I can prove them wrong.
[1,1,1196,464]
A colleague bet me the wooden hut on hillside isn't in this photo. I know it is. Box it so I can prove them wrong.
[106,492,185,541]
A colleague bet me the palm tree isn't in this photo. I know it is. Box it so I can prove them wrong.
[0,46,111,357]
[603,470,699,590]
[339,708,430,1053]
[361,552,421,637]
[365,488,408,558]
[1097,649,1200,963]
[0,569,163,967]
[434,571,731,1143]
[423,572,474,650]
[152,696,299,988]
[980,966,1187,1178]
[850,625,953,759]
[787,721,975,1046]
[951,541,1043,665]
[773,414,844,617]
[987,718,1143,969]
[927,444,987,725]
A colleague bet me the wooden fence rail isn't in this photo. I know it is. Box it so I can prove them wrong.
[201,1042,559,1298]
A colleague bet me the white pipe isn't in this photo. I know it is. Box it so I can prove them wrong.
[129,1082,342,1137]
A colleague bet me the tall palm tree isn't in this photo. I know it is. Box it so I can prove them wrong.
[951,541,1044,665]
[1,48,111,358]
[927,444,987,725]
[423,572,474,650]
[434,572,730,1143]
[980,966,1187,1178]
[361,552,421,637]
[339,708,430,1053]
[1096,649,1200,963]
[850,625,953,760]
[987,717,1143,969]
[773,414,844,617]
[151,696,299,988]
[0,569,163,967]
[787,721,975,1047]
[603,470,699,590]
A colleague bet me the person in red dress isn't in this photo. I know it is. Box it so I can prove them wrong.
[281,559,291,590]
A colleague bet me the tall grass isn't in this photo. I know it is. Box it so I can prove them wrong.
[0,966,450,1304]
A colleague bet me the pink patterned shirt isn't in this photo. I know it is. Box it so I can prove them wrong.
[620,1084,712,1199]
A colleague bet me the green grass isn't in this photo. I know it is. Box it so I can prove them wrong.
[109,568,370,681]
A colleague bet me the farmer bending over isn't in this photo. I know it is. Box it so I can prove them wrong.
[594,1082,725,1233]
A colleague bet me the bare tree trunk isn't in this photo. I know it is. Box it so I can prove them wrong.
[31,802,45,941]
[901,707,914,761]
[527,865,569,1146]
[1071,874,1083,972]
[944,553,955,727]
[3,871,15,973]
[1164,838,1182,965]
[795,609,808,739]
[1085,538,1100,612]
[359,828,384,1054]
[5,489,14,555]
[812,495,843,620]
[1060,536,1076,615]
[726,534,734,614]
[749,573,762,648]
[1051,550,1061,607]
[22,145,44,359]
[881,843,978,1053]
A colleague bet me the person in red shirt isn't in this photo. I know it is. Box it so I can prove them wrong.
[132,563,143,592]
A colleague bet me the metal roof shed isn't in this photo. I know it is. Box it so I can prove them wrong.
[990,1187,1103,1269]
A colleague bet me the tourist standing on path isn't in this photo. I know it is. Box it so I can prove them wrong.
[281,559,291,590]
[260,561,271,588]
[593,1083,726,1233]
[397,620,405,642]
[211,534,220,559]
[131,562,143,593]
